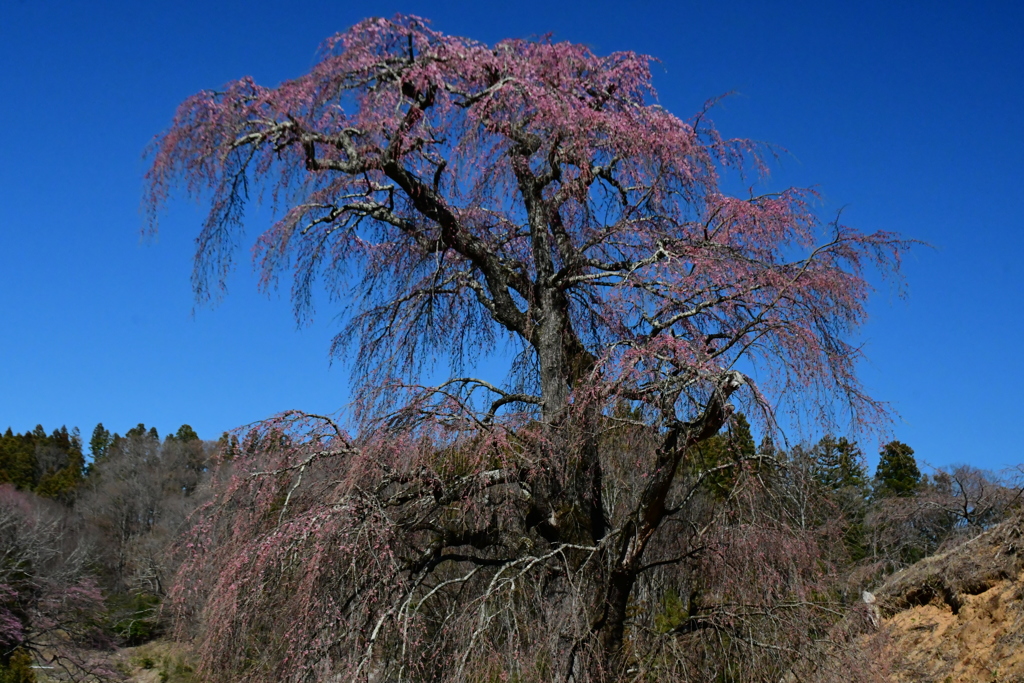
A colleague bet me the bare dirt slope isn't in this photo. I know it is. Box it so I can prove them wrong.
[864,515,1024,681]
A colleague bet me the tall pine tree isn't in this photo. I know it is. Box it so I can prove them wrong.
[874,440,921,498]
[89,423,112,461]
[813,436,868,492]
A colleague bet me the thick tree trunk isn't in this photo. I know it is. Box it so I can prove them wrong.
[590,372,746,676]
[537,305,570,424]
[596,567,638,680]
[532,298,608,549]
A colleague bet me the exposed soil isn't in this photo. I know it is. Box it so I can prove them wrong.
[861,515,1024,682]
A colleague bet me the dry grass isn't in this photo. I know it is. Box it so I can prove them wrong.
[108,640,197,683]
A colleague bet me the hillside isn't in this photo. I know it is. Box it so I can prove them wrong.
[862,514,1024,681]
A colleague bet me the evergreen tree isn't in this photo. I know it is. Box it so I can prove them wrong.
[217,432,239,460]
[812,436,868,492]
[33,426,85,502]
[810,435,870,561]
[729,413,757,460]
[875,440,921,497]
[172,424,200,442]
[89,423,112,461]
[0,425,84,498]
[0,429,36,490]
[126,424,148,439]
[694,413,757,498]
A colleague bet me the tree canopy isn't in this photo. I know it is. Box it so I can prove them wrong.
[146,14,906,433]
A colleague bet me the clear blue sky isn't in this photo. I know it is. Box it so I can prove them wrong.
[1,0,1021,472]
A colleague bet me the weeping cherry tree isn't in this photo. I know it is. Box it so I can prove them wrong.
[146,15,908,682]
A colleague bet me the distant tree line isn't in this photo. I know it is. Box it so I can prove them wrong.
[0,425,85,502]
[630,417,1022,600]
[775,433,1022,590]
[0,421,217,680]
